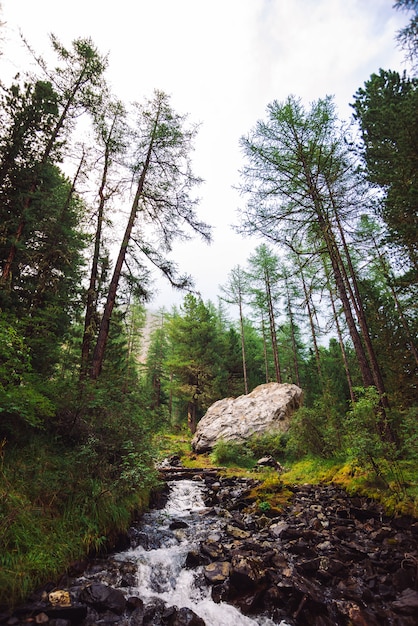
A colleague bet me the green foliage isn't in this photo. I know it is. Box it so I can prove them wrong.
[344,387,390,462]
[165,295,226,429]
[396,406,418,460]
[357,276,417,405]
[352,69,418,272]
[0,317,55,432]
[246,432,288,460]
[342,386,409,491]
[286,399,340,459]
[0,397,159,607]
[258,500,271,513]
[210,439,255,469]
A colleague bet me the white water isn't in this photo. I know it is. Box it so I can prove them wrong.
[115,479,290,626]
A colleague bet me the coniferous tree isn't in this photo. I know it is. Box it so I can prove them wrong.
[237,96,388,414]
[90,91,211,379]
[352,69,418,275]
[1,37,107,285]
[247,244,283,383]
[80,98,128,379]
[145,311,170,419]
[220,265,249,394]
[165,295,223,433]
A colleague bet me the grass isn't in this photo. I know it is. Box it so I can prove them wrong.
[2,428,416,610]
[0,435,157,609]
[160,434,418,518]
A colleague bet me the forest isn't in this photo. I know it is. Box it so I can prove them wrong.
[0,0,417,608]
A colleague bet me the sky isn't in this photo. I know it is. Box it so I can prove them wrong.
[0,0,412,312]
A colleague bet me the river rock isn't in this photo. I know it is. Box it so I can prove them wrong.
[203,561,231,584]
[7,472,417,626]
[191,382,303,452]
[169,606,206,626]
[79,582,126,615]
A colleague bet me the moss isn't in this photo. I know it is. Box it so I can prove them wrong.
[247,471,293,511]
[161,434,418,518]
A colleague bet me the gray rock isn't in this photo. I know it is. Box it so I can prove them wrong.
[191,382,303,452]
[79,583,126,615]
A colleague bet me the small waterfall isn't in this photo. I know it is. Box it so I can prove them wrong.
[114,479,290,626]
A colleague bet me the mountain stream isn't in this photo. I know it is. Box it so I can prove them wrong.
[112,478,289,625]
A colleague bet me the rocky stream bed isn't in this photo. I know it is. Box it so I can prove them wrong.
[2,462,417,626]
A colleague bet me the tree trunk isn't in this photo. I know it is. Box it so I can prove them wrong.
[324,262,356,403]
[265,267,282,383]
[238,296,249,394]
[89,111,159,379]
[187,400,197,434]
[329,191,388,405]
[299,261,322,381]
[80,123,114,380]
[284,274,301,386]
[296,144,375,389]
[261,313,270,383]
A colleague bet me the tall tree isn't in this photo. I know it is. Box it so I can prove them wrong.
[356,215,418,368]
[220,265,249,394]
[90,91,211,379]
[0,80,60,287]
[281,263,302,386]
[237,96,388,410]
[247,244,283,383]
[1,36,107,285]
[351,69,418,274]
[80,98,128,379]
[145,311,170,416]
[165,295,222,433]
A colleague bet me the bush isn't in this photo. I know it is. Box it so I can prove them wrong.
[286,401,339,459]
[210,439,255,468]
[392,405,418,461]
[246,432,288,460]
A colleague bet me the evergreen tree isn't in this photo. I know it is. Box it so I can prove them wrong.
[1,37,107,285]
[165,295,223,433]
[237,96,388,413]
[352,69,418,274]
[90,91,211,379]
[80,98,129,379]
[144,311,171,422]
[220,265,249,393]
[247,244,283,383]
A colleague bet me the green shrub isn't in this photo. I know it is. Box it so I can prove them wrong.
[210,439,255,468]
[344,387,392,466]
[246,432,288,460]
[0,317,55,433]
[286,401,339,459]
[392,405,418,461]
[343,387,410,491]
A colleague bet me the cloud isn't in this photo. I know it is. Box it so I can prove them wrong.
[0,0,411,312]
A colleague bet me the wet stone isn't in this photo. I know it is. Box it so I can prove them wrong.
[7,470,418,626]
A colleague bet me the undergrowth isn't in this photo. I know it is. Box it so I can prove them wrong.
[164,434,418,518]
[0,434,159,608]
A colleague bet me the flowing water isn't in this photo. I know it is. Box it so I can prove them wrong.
[114,478,290,626]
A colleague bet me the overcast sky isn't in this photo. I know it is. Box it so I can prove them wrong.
[0,0,412,311]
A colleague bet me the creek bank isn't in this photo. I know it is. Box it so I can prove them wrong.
[2,464,417,626]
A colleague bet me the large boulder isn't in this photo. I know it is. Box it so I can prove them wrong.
[191,382,302,453]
